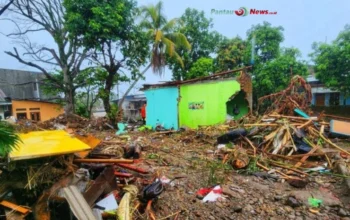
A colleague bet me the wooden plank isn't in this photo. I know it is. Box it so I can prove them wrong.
[0,200,31,215]
[83,166,117,207]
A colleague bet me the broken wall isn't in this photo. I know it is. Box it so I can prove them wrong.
[144,87,179,130]
[179,79,240,129]
[226,90,249,120]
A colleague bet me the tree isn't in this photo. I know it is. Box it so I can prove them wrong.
[311,25,350,96]
[118,1,191,106]
[168,8,222,80]
[0,0,14,16]
[245,21,284,65]
[254,47,308,97]
[139,1,190,75]
[186,57,213,80]
[74,68,105,118]
[214,37,246,72]
[5,0,88,115]
[64,0,149,124]
[242,22,285,101]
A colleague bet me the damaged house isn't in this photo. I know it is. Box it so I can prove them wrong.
[141,67,252,130]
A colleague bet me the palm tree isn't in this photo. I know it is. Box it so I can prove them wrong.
[0,121,21,157]
[118,1,191,107]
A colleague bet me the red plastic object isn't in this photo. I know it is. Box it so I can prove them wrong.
[196,187,222,196]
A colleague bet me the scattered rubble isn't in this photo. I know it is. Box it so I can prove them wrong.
[0,76,349,220]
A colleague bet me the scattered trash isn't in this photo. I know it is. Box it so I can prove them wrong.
[138,125,152,131]
[96,193,118,212]
[308,197,323,208]
[117,185,138,220]
[141,179,164,202]
[231,148,250,169]
[1,75,350,219]
[116,123,127,135]
[217,128,247,144]
[202,185,224,203]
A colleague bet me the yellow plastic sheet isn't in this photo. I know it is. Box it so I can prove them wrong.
[9,130,91,161]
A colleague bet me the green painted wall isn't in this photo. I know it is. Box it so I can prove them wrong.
[179,80,241,128]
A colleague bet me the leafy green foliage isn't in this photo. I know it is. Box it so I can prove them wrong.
[243,22,308,100]
[0,122,21,157]
[64,0,149,123]
[186,57,213,80]
[214,37,246,72]
[245,21,284,65]
[311,25,350,96]
[140,1,191,75]
[169,8,223,80]
[64,0,135,48]
[107,103,119,122]
[254,47,308,97]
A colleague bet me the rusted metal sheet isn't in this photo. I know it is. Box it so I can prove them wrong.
[63,185,96,220]
[330,120,350,137]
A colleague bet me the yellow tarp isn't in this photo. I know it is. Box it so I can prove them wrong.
[9,130,92,161]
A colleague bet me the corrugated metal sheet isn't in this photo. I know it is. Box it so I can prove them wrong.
[179,80,240,129]
[63,185,96,220]
[145,87,179,130]
[9,130,91,161]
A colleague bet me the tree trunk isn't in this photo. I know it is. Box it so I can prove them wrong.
[118,63,151,109]
[102,71,115,124]
[63,69,75,115]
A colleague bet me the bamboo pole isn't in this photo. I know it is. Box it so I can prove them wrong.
[269,161,309,176]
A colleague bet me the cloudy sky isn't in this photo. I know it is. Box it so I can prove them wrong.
[0,0,349,96]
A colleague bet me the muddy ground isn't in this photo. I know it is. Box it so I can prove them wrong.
[92,129,350,220]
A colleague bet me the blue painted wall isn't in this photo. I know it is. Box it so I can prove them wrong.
[144,87,179,130]
[312,93,350,106]
[325,93,330,106]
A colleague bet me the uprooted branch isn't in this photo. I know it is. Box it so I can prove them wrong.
[258,75,312,115]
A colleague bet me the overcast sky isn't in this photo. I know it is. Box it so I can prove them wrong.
[0,0,349,96]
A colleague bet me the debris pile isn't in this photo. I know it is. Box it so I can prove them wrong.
[0,76,349,219]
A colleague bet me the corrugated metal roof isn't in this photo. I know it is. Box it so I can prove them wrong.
[63,185,96,220]
[0,88,8,102]
[141,66,251,90]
